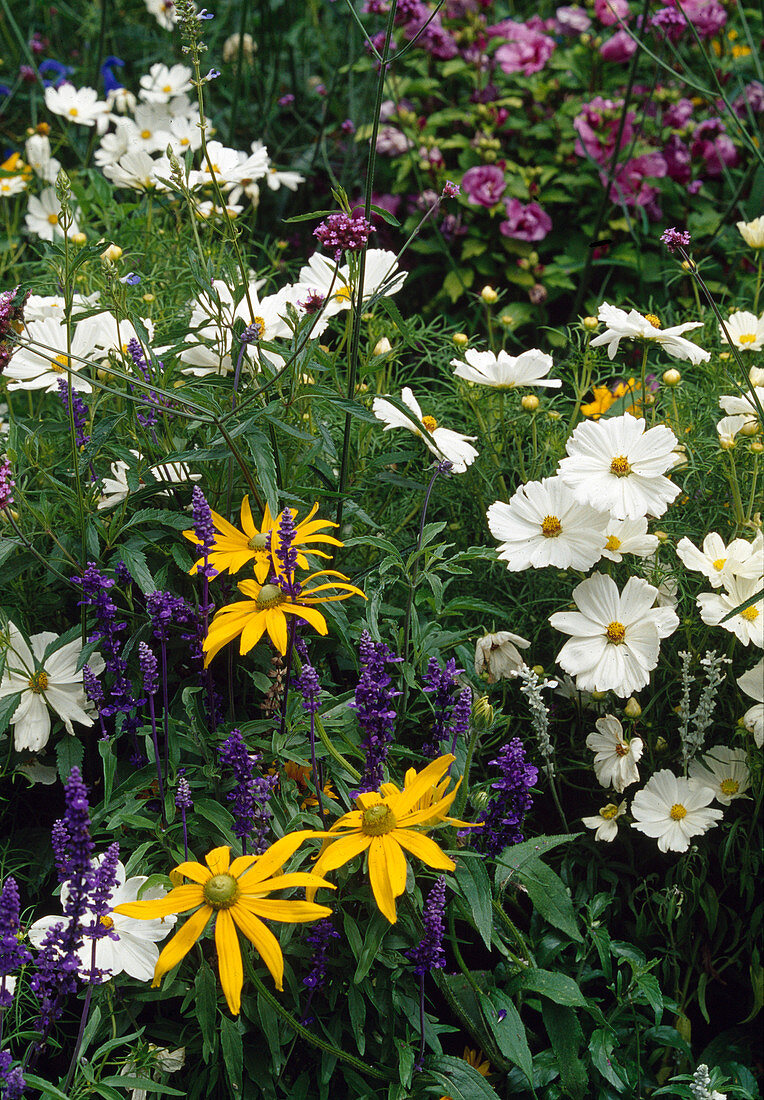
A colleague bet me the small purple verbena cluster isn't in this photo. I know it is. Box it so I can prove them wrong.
[660,227,691,253]
[0,1051,25,1099]
[0,458,14,511]
[422,657,471,757]
[0,877,31,1008]
[302,918,340,991]
[473,738,537,857]
[219,730,278,854]
[0,287,28,376]
[191,486,218,582]
[350,632,402,792]
[408,876,446,975]
[298,290,326,315]
[56,379,90,448]
[441,180,460,198]
[314,211,374,260]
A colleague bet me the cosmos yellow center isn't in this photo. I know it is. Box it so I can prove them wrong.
[669,803,687,820]
[741,606,759,621]
[28,670,49,693]
[605,535,621,551]
[606,621,626,644]
[247,532,270,551]
[739,334,756,345]
[162,84,173,93]
[99,915,114,929]
[256,583,285,609]
[68,107,79,117]
[51,353,70,372]
[615,742,628,757]
[203,873,240,909]
[361,804,397,836]
[251,316,266,340]
[720,778,739,796]
[141,129,152,139]
[644,313,662,329]
[610,455,631,477]
[600,804,619,820]
[541,515,562,538]
[713,558,726,570]
[47,213,59,225]
[421,415,438,432]
[335,286,352,303]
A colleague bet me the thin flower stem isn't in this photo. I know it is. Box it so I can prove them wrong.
[1,509,79,588]
[63,942,96,1094]
[160,641,170,775]
[724,449,746,527]
[279,617,297,744]
[417,973,426,1069]
[754,254,762,315]
[309,709,327,830]
[148,693,167,828]
[314,713,361,781]
[181,805,188,861]
[546,763,570,834]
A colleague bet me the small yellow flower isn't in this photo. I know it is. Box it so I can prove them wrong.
[113,839,333,1015]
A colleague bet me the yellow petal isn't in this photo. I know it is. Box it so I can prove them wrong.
[240,831,316,885]
[230,906,284,991]
[215,909,243,1016]
[281,603,328,636]
[246,872,335,895]
[265,608,288,655]
[390,756,454,820]
[242,899,333,923]
[367,837,398,924]
[355,792,382,810]
[238,612,267,655]
[229,854,258,879]
[205,846,232,875]
[240,495,256,537]
[394,829,456,871]
[114,884,205,920]
[152,904,212,986]
[313,832,371,874]
[173,861,212,885]
[381,834,408,898]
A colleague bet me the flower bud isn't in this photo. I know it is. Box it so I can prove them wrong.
[102,244,122,262]
[472,695,495,730]
[521,394,539,412]
[452,332,469,348]
[591,690,608,700]
[582,316,598,330]
[142,293,155,303]
[71,232,87,246]
[373,337,392,357]
[740,420,761,437]
[531,664,545,677]
[719,436,736,451]
[655,736,668,754]
[480,285,498,304]
[499,313,514,327]
[751,440,764,453]
[662,368,681,386]
[623,697,642,718]
[654,530,669,542]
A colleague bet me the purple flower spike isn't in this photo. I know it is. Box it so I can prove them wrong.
[0,458,14,510]
[473,738,537,857]
[138,642,159,696]
[219,730,277,854]
[408,876,446,975]
[351,632,402,793]
[302,918,340,990]
[191,486,218,580]
[175,776,193,811]
[0,1052,25,1099]
[0,876,31,1006]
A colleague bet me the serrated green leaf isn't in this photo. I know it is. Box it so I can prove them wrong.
[221,1015,244,1095]
[590,1028,628,1091]
[195,961,218,1062]
[354,910,389,983]
[56,737,84,782]
[510,968,587,1008]
[495,834,578,886]
[427,1055,501,1099]
[117,547,156,594]
[477,992,533,1085]
[518,858,582,942]
[245,429,279,515]
[0,691,21,736]
[99,739,116,806]
[542,1002,587,1100]
[455,857,493,949]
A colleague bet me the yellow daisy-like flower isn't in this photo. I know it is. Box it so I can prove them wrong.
[202,571,366,665]
[183,497,342,583]
[113,837,332,1016]
[306,755,477,924]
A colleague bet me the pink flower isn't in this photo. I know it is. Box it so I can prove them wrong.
[691,119,739,177]
[600,28,637,61]
[376,127,413,156]
[663,134,692,184]
[574,96,635,165]
[555,5,592,33]
[594,0,630,25]
[461,164,506,207]
[664,98,694,128]
[490,20,555,75]
[669,0,726,36]
[500,198,552,242]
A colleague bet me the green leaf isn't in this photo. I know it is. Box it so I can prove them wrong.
[99,739,116,806]
[477,992,533,1085]
[443,269,472,303]
[221,1015,244,1096]
[0,691,21,736]
[368,203,400,227]
[634,972,663,1022]
[590,1028,628,1091]
[100,1078,185,1095]
[118,546,156,594]
[194,797,235,838]
[56,737,84,782]
[495,834,578,886]
[454,856,493,949]
[510,968,587,1008]
[22,1076,78,1100]
[542,1002,587,1100]
[245,429,279,516]
[354,911,389,983]
[518,858,582,942]
[427,1055,501,1099]
[194,961,218,1062]
[256,991,283,1073]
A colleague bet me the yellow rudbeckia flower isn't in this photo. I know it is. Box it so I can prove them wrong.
[306,755,477,924]
[113,836,333,1016]
[183,497,342,583]
[202,571,366,665]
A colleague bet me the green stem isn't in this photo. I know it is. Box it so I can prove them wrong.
[314,714,361,780]
[754,254,762,315]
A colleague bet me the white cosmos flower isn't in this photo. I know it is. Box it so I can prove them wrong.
[719,386,764,424]
[676,532,761,588]
[121,1045,185,1100]
[165,116,203,154]
[720,311,764,352]
[139,63,193,103]
[738,658,763,747]
[4,316,96,393]
[44,84,110,129]
[94,120,139,168]
[474,631,530,682]
[145,0,178,29]
[737,216,764,249]
[102,150,169,192]
[716,414,749,445]
[264,164,305,192]
[0,622,105,752]
[601,516,659,562]
[586,714,643,792]
[589,302,710,363]
[630,770,723,853]
[293,249,406,319]
[487,477,608,571]
[187,140,269,192]
[558,414,681,520]
[29,858,175,982]
[25,187,80,242]
[582,799,627,842]
[697,576,764,647]
[549,572,679,697]
[97,452,201,510]
[450,348,561,390]
[24,135,62,184]
[688,746,750,805]
[372,387,478,473]
[24,291,101,322]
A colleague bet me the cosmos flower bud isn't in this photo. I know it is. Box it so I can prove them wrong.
[662,368,681,386]
[452,332,469,348]
[521,394,540,412]
[101,244,122,261]
[480,285,498,304]
[71,232,87,245]
[583,316,599,330]
[623,697,642,718]
[373,336,392,357]
[472,695,495,730]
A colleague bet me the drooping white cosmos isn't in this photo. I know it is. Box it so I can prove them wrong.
[487,477,608,571]
[630,770,723,853]
[582,800,627,842]
[589,302,710,363]
[586,714,643,792]
[450,347,561,390]
[372,387,478,473]
[549,572,679,697]
[0,623,105,752]
[600,516,659,562]
[474,631,531,682]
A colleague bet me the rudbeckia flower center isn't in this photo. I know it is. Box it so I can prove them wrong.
[421,415,438,432]
[669,803,687,820]
[28,670,49,693]
[712,557,726,570]
[644,313,662,330]
[606,621,626,644]
[203,873,240,909]
[541,515,562,538]
[361,804,398,836]
[615,742,629,757]
[600,804,619,820]
[741,606,759,621]
[720,778,739,796]
[247,532,270,551]
[739,334,756,345]
[100,914,114,929]
[256,583,285,609]
[609,455,631,477]
[605,535,622,551]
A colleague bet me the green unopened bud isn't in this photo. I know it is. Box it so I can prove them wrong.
[521,394,539,412]
[591,690,608,700]
[480,285,498,304]
[662,368,681,386]
[452,332,469,348]
[582,316,598,331]
[623,697,642,719]
[655,736,668,753]
[472,695,495,730]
